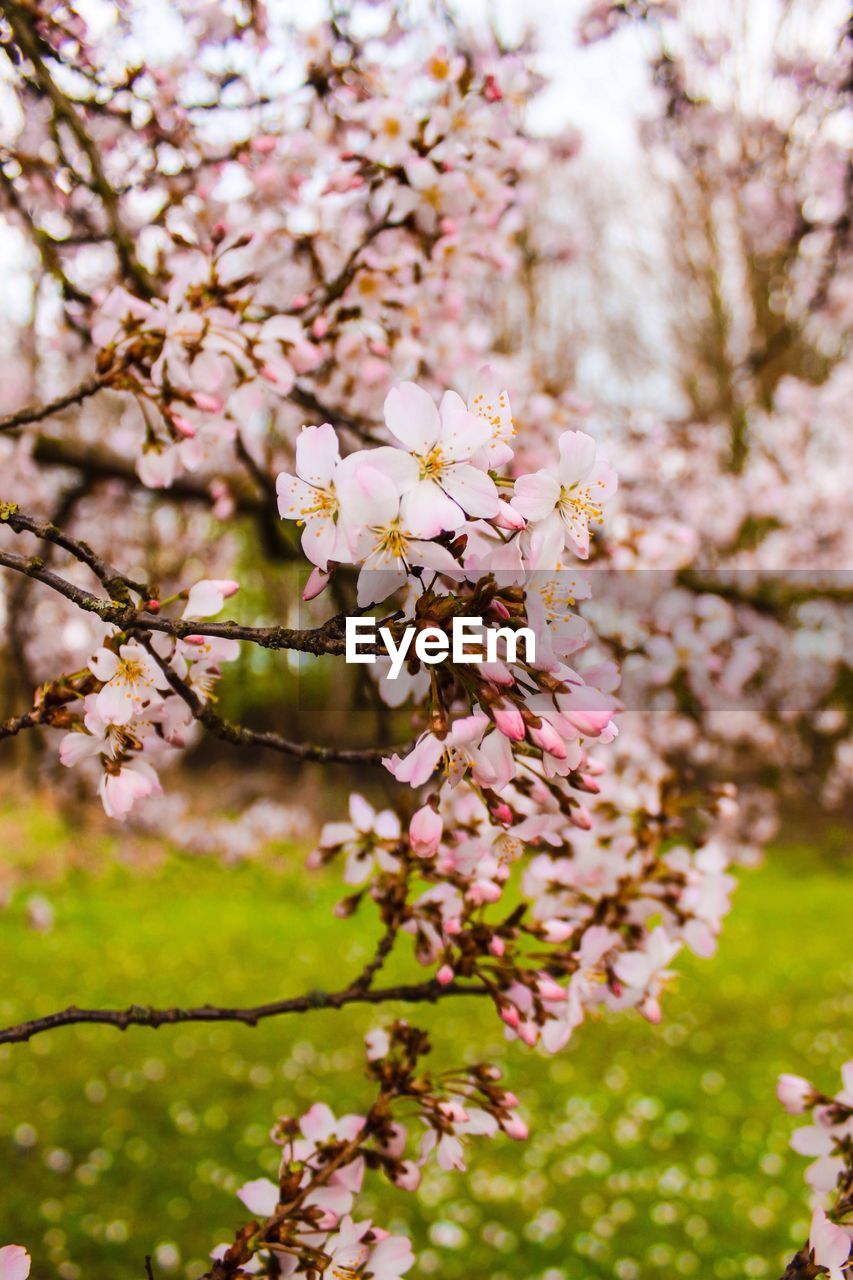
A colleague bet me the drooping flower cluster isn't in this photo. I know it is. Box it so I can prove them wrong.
[778,1062,853,1279]
[217,1023,525,1277]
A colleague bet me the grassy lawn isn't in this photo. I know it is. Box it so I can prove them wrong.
[0,798,850,1280]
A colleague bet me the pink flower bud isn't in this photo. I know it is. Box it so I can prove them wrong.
[290,293,309,310]
[144,599,160,613]
[640,997,662,1024]
[490,599,511,621]
[311,317,329,339]
[569,805,593,831]
[393,1161,421,1192]
[470,878,502,904]
[481,660,514,686]
[503,1114,529,1141]
[494,499,526,531]
[776,1074,815,1115]
[493,701,525,741]
[537,976,567,1003]
[541,920,574,944]
[491,801,513,826]
[184,634,206,646]
[578,773,601,794]
[484,74,503,101]
[436,964,454,986]
[517,1021,538,1047]
[489,936,506,957]
[193,392,223,413]
[529,720,567,759]
[303,566,331,601]
[171,414,196,438]
[500,1004,519,1029]
[251,135,278,154]
[409,804,443,857]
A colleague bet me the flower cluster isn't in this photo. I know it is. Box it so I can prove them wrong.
[778,1062,853,1279]
[218,1023,525,1277]
[57,581,239,816]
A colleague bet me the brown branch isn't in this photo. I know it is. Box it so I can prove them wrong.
[0,511,400,762]
[0,705,47,741]
[136,633,393,764]
[0,978,486,1046]
[676,568,853,615]
[31,434,268,514]
[2,507,146,600]
[288,383,384,444]
[0,546,124,621]
[778,1246,820,1279]
[0,373,109,433]
[0,538,346,652]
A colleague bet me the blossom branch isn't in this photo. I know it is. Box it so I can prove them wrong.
[4,0,155,297]
[137,633,396,764]
[0,373,111,434]
[0,977,486,1047]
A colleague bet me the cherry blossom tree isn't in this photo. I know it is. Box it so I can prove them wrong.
[0,0,849,1276]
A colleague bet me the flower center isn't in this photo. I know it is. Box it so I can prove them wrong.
[419,444,445,480]
[378,521,408,559]
[116,658,144,686]
[557,482,603,524]
[300,486,338,520]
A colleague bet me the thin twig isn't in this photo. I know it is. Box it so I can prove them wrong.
[0,979,486,1046]
[0,374,109,433]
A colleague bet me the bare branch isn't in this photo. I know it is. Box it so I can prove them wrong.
[138,632,394,764]
[0,705,48,741]
[0,373,109,433]
[0,978,486,1046]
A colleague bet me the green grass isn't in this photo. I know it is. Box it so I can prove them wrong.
[0,799,850,1280]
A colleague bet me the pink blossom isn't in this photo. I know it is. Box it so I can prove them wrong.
[183,579,239,619]
[380,382,500,536]
[99,759,162,819]
[368,1229,415,1279]
[809,1207,851,1280]
[337,464,460,606]
[276,424,350,570]
[777,1074,815,1114]
[89,642,169,725]
[512,430,617,560]
[237,1177,278,1218]
[409,805,443,856]
[0,1247,30,1280]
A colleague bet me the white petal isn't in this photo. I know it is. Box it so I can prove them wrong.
[512,471,560,522]
[295,423,340,488]
[440,463,499,518]
[339,465,400,530]
[276,473,319,521]
[384,382,440,453]
[402,480,464,538]
[438,395,491,461]
[89,648,119,682]
[557,430,598,485]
